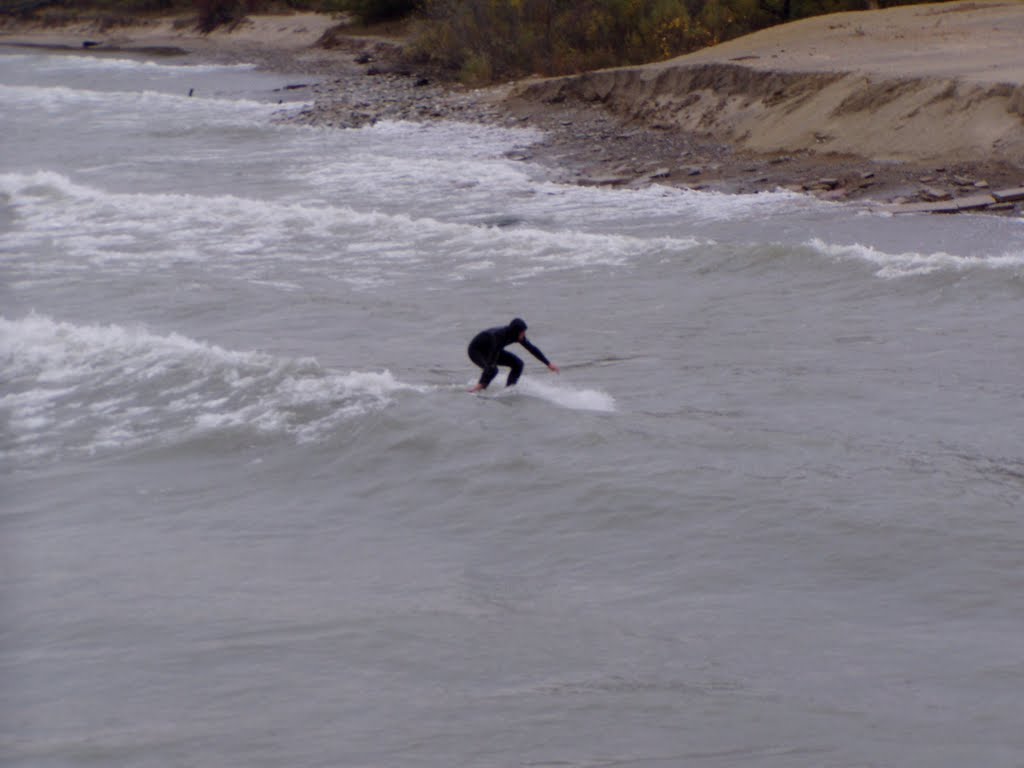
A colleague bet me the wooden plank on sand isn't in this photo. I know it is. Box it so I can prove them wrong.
[992,187,1024,203]
[889,200,961,214]
[887,192,1010,214]
[955,193,998,211]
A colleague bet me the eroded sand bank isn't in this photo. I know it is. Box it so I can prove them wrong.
[513,1,1024,168]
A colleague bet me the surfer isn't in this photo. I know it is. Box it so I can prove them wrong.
[467,317,560,393]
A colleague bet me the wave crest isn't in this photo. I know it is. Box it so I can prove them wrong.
[808,237,1024,277]
[0,314,420,465]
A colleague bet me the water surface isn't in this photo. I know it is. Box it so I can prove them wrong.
[3,48,1024,768]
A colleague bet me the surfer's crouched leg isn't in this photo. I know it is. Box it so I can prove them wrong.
[468,341,499,389]
[480,365,500,388]
[500,351,524,386]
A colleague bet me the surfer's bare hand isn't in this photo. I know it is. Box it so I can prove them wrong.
[548,363,560,374]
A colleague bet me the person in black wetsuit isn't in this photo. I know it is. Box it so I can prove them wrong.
[467,317,560,393]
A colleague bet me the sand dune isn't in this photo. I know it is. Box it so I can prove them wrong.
[513,1,1024,167]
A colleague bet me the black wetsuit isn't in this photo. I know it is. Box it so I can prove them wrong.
[468,322,551,389]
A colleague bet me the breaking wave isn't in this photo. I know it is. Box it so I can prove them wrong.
[808,237,1024,278]
[0,314,425,466]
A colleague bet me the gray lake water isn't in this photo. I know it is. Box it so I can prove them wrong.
[3,48,1024,768]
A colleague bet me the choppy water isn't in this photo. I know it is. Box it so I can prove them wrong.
[3,48,1024,768]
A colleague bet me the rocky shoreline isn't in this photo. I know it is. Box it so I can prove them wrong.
[280,48,1024,215]
[3,8,1022,215]
[253,24,1023,216]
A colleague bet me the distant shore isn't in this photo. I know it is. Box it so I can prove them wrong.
[2,2,1023,214]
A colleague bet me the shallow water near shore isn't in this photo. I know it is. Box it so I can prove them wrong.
[3,49,1024,768]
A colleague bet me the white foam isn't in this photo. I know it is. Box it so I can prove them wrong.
[1,171,705,287]
[377,121,808,223]
[498,378,616,413]
[294,119,808,233]
[0,82,287,111]
[27,53,257,74]
[0,314,426,462]
[540,179,811,224]
[808,237,1024,277]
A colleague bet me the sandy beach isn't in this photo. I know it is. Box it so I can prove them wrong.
[2,1,1022,212]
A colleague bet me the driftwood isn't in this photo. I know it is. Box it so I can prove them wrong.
[887,187,1024,214]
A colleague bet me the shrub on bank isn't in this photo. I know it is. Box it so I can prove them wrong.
[1,0,959,74]
[408,0,946,83]
[411,0,717,83]
[195,0,329,31]
[326,0,419,24]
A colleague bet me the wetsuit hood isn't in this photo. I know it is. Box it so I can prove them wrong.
[508,317,527,339]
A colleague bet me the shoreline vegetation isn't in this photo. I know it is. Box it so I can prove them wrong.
[2,0,1023,214]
